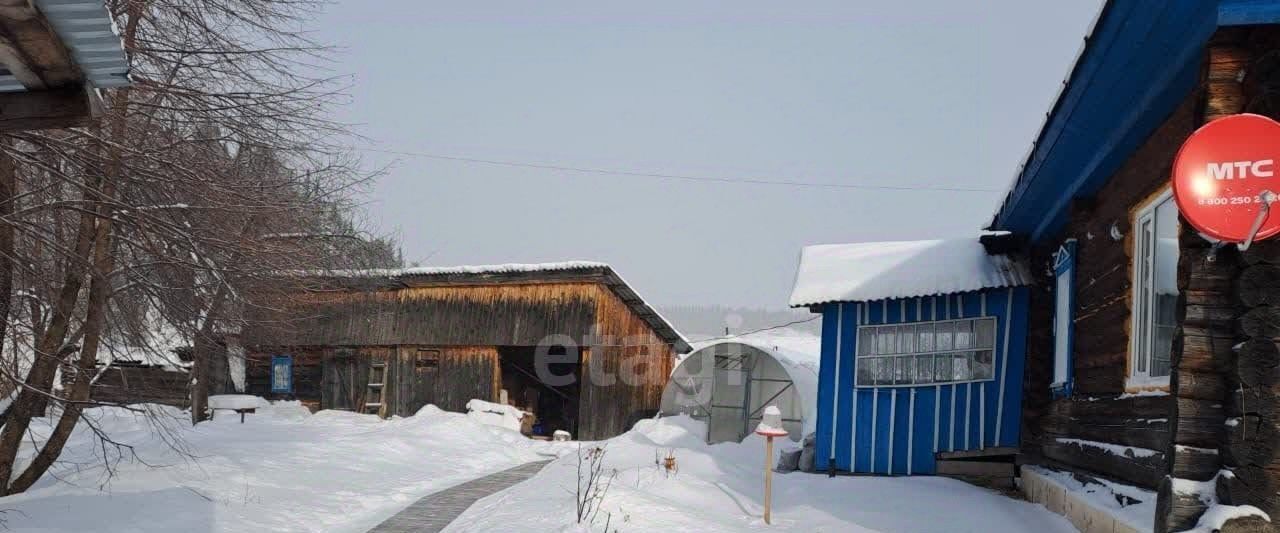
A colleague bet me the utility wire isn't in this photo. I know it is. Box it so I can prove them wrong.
[687,315,821,345]
[358,147,1001,193]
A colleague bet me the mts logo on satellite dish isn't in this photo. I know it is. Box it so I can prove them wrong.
[1207,160,1275,180]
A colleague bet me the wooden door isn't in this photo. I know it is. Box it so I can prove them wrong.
[322,351,357,411]
[412,348,440,413]
[439,348,497,412]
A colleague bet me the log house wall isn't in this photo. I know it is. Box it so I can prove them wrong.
[1206,27,1280,533]
[1021,27,1280,532]
[1020,82,1200,491]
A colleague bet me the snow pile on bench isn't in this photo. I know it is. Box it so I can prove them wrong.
[208,394,266,410]
[466,398,524,432]
[789,237,1032,305]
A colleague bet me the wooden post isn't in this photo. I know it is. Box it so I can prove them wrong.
[756,404,786,525]
[764,435,774,525]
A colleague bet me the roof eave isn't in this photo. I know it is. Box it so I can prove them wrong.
[990,1,1228,241]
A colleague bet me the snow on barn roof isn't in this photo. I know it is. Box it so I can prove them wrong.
[307,261,610,278]
[788,238,1032,307]
[301,261,691,353]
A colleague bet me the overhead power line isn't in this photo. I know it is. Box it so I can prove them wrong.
[687,315,822,344]
[358,146,1002,193]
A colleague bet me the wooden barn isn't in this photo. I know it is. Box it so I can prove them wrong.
[790,239,1033,478]
[241,262,689,440]
[984,2,1280,531]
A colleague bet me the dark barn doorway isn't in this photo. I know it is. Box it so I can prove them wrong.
[498,345,581,438]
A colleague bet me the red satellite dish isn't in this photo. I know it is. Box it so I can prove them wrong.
[1172,113,1280,244]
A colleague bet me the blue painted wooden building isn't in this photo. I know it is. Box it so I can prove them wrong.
[789,238,1032,475]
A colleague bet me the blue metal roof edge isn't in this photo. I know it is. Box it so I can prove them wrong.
[989,1,1280,242]
[1220,0,1280,26]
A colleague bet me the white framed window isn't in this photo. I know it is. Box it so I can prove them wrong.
[1052,240,1077,395]
[1129,189,1178,388]
[855,317,996,387]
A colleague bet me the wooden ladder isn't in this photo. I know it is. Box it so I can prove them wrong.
[364,361,387,415]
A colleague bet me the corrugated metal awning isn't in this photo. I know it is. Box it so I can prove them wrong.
[0,0,130,92]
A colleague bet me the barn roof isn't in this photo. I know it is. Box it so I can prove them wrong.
[788,238,1032,307]
[304,261,691,353]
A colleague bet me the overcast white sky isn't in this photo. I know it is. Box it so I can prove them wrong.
[314,1,1103,308]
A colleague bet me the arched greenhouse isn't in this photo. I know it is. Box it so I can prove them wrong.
[659,339,818,443]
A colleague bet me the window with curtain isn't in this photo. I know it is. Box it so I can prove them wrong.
[855,317,996,387]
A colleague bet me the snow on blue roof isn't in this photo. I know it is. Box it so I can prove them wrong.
[788,238,1032,307]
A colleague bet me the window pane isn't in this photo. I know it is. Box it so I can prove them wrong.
[878,358,896,386]
[857,358,873,386]
[935,355,952,382]
[973,350,994,380]
[916,354,935,383]
[1151,198,1179,378]
[897,356,914,385]
[955,320,974,350]
[898,324,915,354]
[952,354,971,381]
[936,322,954,351]
[917,323,934,352]
[878,327,893,355]
[976,318,996,349]
[858,328,874,356]
[1136,217,1153,374]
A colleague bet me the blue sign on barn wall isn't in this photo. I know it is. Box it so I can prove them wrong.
[271,355,293,393]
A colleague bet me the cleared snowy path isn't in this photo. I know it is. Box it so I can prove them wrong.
[367,459,553,533]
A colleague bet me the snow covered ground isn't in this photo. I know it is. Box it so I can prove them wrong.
[0,400,550,532]
[2,401,1077,533]
[449,416,1078,532]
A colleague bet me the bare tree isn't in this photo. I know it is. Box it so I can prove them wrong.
[0,0,395,495]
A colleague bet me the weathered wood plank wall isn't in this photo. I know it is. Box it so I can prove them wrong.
[247,283,598,347]
[245,346,325,410]
[245,275,680,440]
[578,285,676,440]
[79,364,189,408]
[388,345,497,416]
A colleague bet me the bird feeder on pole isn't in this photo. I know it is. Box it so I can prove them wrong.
[754,405,789,525]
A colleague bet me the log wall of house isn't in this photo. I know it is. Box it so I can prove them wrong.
[1200,27,1280,533]
[1020,83,1200,490]
[577,284,677,440]
[1022,27,1280,532]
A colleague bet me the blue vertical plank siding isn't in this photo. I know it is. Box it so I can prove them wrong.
[812,287,1029,475]
[833,303,857,470]
[815,303,840,472]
